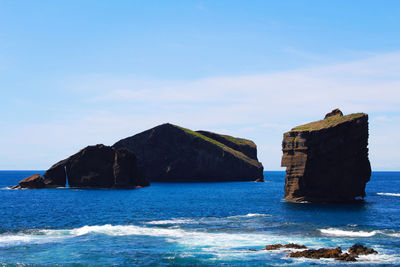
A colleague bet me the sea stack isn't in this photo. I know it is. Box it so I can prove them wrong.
[113,123,264,182]
[281,109,371,202]
[13,144,149,189]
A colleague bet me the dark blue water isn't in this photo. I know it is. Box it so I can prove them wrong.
[0,171,399,266]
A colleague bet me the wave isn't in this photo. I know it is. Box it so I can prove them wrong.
[319,228,376,237]
[1,224,399,263]
[0,224,300,250]
[377,192,400,197]
[228,213,270,218]
[147,219,197,225]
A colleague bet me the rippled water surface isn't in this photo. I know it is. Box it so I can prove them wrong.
[0,171,399,266]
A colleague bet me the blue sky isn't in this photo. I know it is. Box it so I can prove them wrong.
[1,1,400,170]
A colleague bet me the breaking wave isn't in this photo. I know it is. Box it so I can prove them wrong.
[377,192,400,197]
[319,228,377,237]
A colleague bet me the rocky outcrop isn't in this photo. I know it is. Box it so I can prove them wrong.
[265,243,307,250]
[11,174,45,189]
[113,123,263,182]
[289,247,342,259]
[281,109,371,202]
[348,244,378,256]
[256,243,377,262]
[13,144,148,189]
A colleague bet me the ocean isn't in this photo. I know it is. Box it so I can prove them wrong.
[0,171,399,266]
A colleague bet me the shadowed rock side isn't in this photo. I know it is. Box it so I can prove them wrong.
[281,109,371,202]
[34,144,148,188]
[113,123,264,182]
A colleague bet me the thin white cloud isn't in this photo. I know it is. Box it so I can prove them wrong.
[2,51,400,170]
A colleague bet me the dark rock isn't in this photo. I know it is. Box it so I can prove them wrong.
[113,148,149,187]
[254,178,265,182]
[324,108,343,119]
[336,253,357,261]
[284,243,307,249]
[289,247,342,259]
[265,243,307,250]
[43,159,68,187]
[348,244,378,256]
[281,110,371,202]
[13,174,45,189]
[42,144,148,188]
[265,244,284,250]
[113,123,263,182]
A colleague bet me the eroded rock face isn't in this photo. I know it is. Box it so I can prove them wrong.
[113,123,263,182]
[42,144,148,188]
[11,174,45,189]
[281,109,371,202]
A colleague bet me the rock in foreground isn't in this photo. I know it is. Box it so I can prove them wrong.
[281,109,371,202]
[113,123,264,182]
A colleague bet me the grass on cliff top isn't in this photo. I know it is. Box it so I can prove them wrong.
[199,130,255,147]
[219,134,255,147]
[292,113,366,132]
[175,125,260,167]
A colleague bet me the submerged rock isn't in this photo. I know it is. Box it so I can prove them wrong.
[113,123,263,182]
[265,243,307,250]
[348,244,378,256]
[40,144,148,188]
[258,243,377,262]
[12,174,45,189]
[281,109,371,202]
[289,247,342,259]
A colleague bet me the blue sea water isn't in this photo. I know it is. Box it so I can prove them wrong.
[0,171,399,266]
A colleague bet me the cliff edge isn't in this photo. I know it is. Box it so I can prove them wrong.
[281,109,371,202]
[113,123,264,182]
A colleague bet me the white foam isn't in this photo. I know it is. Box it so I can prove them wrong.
[228,213,270,218]
[377,192,400,197]
[319,228,376,237]
[0,224,300,251]
[147,219,197,225]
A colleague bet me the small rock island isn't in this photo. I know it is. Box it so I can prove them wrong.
[113,123,264,182]
[281,109,371,202]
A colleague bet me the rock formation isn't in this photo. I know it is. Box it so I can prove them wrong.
[113,123,264,182]
[13,144,149,189]
[10,174,45,189]
[281,109,371,202]
[257,243,377,262]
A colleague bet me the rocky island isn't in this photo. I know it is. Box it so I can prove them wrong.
[281,109,371,202]
[113,123,264,182]
[12,123,264,188]
[12,144,149,189]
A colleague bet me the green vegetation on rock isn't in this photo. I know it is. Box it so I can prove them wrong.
[292,113,366,132]
[175,125,260,167]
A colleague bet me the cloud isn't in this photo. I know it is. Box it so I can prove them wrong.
[2,51,400,170]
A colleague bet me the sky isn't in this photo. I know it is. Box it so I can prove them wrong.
[0,0,400,170]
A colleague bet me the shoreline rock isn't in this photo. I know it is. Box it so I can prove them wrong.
[281,109,371,202]
[257,243,377,262]
[11,174,45,189]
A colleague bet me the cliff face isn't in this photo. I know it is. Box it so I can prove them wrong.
[113,123,264,182]
[41,144,149,188]
[281,110,371,202]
